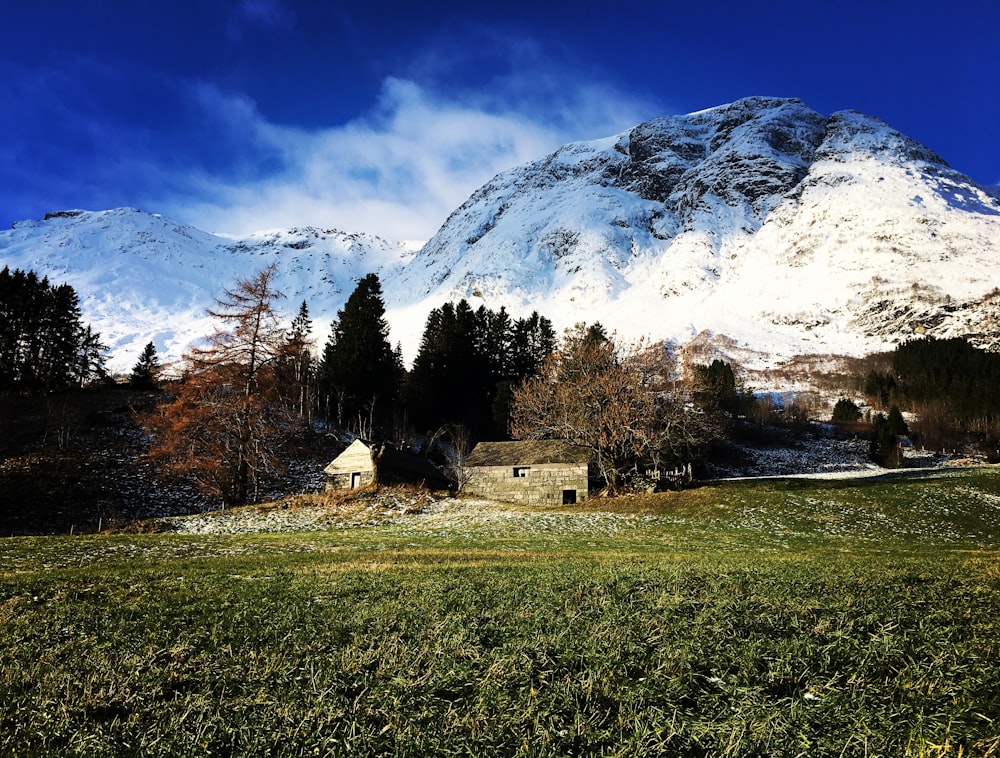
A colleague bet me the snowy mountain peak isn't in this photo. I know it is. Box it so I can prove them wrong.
[3,97,999,374]
[1,207,412,371]
[384,97,999,365]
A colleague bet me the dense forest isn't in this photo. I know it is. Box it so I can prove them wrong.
[0,266,108,392]
[864,337,1000,456]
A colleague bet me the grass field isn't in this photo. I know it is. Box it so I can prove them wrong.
[2,468,1000,756]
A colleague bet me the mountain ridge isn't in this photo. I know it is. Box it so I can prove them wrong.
[2,97,998,373]
[383,97,1000,362]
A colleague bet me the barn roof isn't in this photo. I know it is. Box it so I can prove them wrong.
[378,445,450,486]
[465,440,590,467]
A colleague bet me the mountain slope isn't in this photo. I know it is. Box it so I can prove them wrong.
[0,208,414,372]
[2,97,998,374]
[387,97,1000,363]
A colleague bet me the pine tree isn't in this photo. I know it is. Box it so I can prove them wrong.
[406,302,556,438]
[74,325,109,387]
[509,311,556,379]
[405,300,486,435]
[870,412,904,468]
[831,397,862,423]
[284,300,315,420]
[694,360,740,413]
[37,283,84,390]
[886,405,909,437]
[129,341,161,390]
[0,267,92,392]
[317,274,400,435]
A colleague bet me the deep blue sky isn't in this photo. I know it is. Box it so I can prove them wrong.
[3,0,998,240]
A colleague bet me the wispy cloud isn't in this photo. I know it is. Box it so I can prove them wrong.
[2,24,663,240]
[160,53,662,240]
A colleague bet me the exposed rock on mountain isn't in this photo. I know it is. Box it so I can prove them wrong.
[387,97,1000,363]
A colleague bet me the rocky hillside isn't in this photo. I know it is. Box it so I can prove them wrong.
[388,97,1000,365]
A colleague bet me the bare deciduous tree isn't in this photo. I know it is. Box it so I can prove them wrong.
[510,325,723,491]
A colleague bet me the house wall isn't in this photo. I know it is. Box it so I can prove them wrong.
[325,470,375,491]
[325,442,375,491]
[464,463,589,506]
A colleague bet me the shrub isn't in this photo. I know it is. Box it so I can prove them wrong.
[831,397,862,423]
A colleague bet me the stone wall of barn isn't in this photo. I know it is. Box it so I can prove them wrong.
[325,470,375,491]
[325,441,375,491]
[464,463,589,506]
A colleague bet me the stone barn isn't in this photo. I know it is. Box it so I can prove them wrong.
[463,440,590,506]
[325,440,449,491]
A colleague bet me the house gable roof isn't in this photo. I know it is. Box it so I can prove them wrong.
[324,439,449,487]
[323,439,370,476]
[465,440,590,467]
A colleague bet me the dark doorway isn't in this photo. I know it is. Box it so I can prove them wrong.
[562,489,577,505]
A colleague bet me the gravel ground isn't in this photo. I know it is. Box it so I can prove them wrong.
[156,489,440,534]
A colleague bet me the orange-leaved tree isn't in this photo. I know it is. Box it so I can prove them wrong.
[143,264,296,507]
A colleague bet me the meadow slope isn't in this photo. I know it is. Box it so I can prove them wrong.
[2,469,999,756]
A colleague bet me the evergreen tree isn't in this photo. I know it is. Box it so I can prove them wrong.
[509,311,556,380]
[36,283,84,390]
[831,397,862,423]
[284,300,315,420]
[863,370,896,410]
[317,274,400,434]
[886,405,909,437]
[694,360,740,413]
[129,341,161,390]
[870,412,903,468]
[879,337,1000,450]
[405,301,476,433]
[406,301,556,438]
[74,325,109,387]
[0,267,94,393]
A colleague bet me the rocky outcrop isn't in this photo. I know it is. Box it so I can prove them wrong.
[387,97,1000,366]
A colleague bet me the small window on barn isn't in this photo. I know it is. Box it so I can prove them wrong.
[513,466,531,478]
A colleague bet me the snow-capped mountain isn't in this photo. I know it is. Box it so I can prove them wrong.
[0,208,416,372]
[391,97,1000,363]
[2,97,998,374]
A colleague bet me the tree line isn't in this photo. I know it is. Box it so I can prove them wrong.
[136,267,559,506]
[863,336,1000,456]
[312,273,557,441]
[19,262,997,508]
[133,266,734,506]
[0,266,108,393]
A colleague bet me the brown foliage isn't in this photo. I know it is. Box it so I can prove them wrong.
[510,326,723,490]
[142,265,297,507]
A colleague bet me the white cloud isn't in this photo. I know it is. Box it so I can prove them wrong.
[160,70,661,241]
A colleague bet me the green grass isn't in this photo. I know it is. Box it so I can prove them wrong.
[2,469,1000,756]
